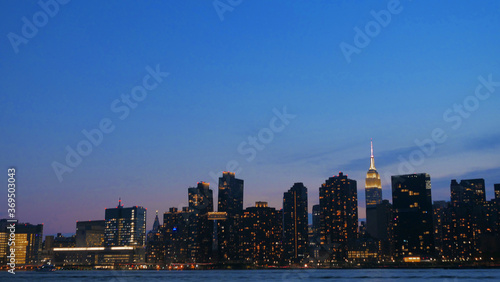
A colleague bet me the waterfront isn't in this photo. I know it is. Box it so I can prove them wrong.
[1,269,500,281]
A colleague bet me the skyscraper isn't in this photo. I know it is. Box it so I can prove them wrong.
[375,199,394,260]
[240,202,282,265]
[391,173,434,260]
[104,199,147,247]
[432,200,453,261]
[448,179,487,260]
[365,140,382,238]
[217,172,244,263]
[495,183,500,200]
[163,207,190,263]
[319,172,358,262]
[282,182,309,264]
[187,182,214,263]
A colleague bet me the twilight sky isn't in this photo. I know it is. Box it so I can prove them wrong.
[1,0,500,236]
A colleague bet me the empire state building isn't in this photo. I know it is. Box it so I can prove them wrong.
[365,140,383,239]
[365,140,382,208]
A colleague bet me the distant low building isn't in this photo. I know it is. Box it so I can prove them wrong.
[53,246,145,267]
[76,220,105,247]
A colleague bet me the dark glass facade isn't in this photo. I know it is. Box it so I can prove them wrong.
[217,172,243,263]
[282,182,308,264]
[187,182,214,263]
[391,173,434,260]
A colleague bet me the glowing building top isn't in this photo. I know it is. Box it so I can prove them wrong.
[365,139,382,208]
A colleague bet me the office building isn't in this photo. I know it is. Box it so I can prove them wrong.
[104,199,147,247]
[0,220,43,265]
[76,220,105,247]
[391,173,434,260]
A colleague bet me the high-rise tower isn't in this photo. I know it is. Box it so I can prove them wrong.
[283,182,309,264]
[187,182,214,262]
[365,140,382,238]
[319,172,358,262]
[391,173,434,260]
[217,172,244,263]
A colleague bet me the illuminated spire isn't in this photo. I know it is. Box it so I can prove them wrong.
[366,139,382,208]
[118,197,123,208]
[152,210,160,231]
[370,139,376,170]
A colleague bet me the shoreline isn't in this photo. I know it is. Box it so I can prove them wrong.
[3,263,500,272]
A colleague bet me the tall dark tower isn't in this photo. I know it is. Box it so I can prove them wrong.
[163,207,190,263]
[283,182,309,264]
[217,171,244,263]
[319,172,358,262]
[391,173,434,260]
[365,139,382,238]
[495,183,500,200]
[448,178,487,260]
[187,182,214,263]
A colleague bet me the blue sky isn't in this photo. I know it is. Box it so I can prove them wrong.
[1,0,499,235]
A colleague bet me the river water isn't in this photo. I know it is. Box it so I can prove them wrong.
[1,268,499,281]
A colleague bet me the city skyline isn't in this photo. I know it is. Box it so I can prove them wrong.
[1,1,500,237]
[8,140,500,237]
[3,167,498,267]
